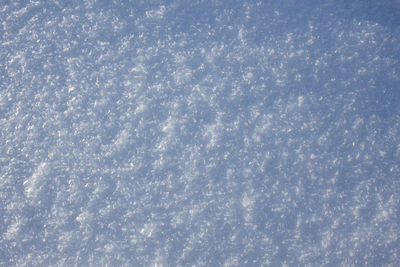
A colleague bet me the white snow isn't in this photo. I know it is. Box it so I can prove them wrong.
[1,0,399,266]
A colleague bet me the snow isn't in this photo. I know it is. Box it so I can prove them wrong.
[1,0,400,266]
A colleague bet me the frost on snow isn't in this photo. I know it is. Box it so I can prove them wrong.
[1,1,400,266]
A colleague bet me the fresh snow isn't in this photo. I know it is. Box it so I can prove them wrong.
[1,1,400,266]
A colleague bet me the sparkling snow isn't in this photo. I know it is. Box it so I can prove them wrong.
[1,1,400,266]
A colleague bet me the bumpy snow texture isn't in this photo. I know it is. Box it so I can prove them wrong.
[1,1,400,266]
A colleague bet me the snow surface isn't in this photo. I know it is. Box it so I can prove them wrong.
[1,0,400,266]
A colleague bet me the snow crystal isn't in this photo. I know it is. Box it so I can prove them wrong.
[1,0,399,266]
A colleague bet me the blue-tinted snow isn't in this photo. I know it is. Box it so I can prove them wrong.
[1,1,400,266]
